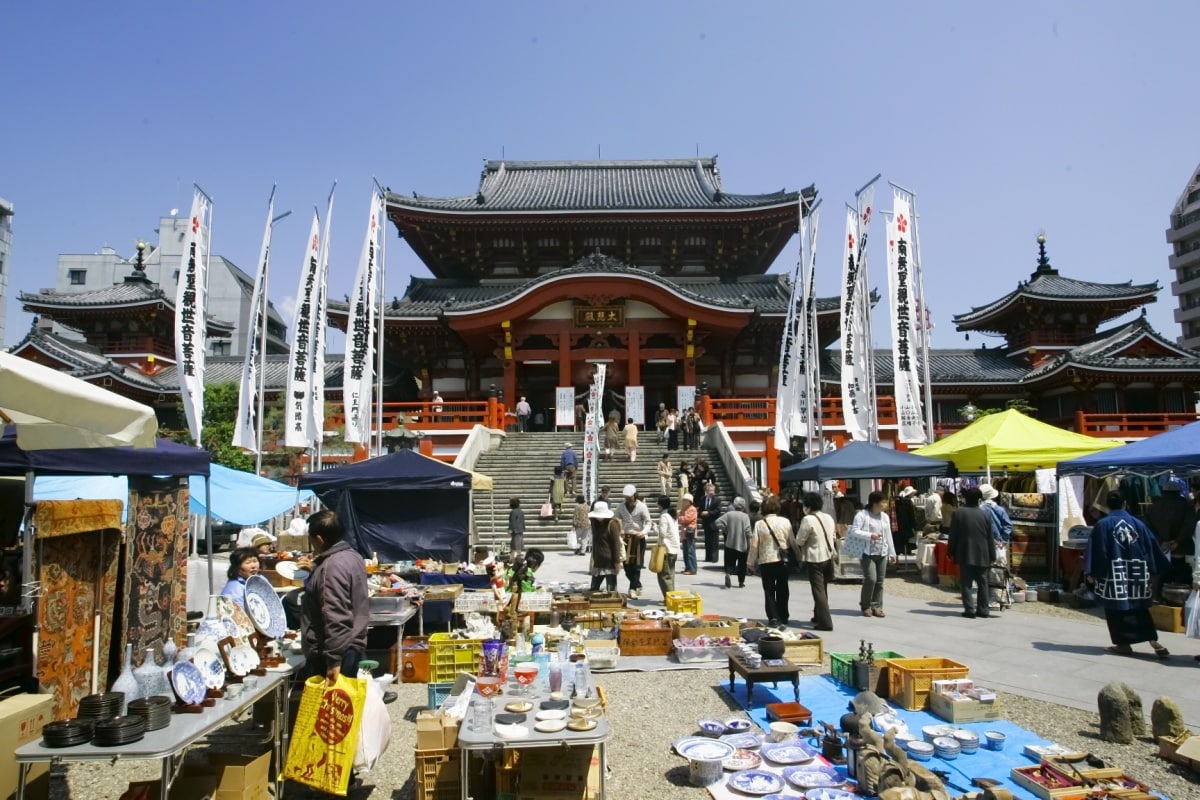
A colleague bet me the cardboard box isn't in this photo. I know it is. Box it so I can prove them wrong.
[124,774,219,800]
[517,745,600,799]
[1158,732,1200,773]
[670,617,740,642]
[930,692,1004,724]
[1150,603,1185,634]
[0,693,54,800]
[208,752,270,800]
[416,710,444,751]
[424,584,464,601]
[442,714,459,749]
[276,533,310,552]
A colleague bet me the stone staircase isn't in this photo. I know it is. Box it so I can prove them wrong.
[470,431,739,552]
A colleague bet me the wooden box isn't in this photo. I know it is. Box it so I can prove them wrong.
[783,635,823,665]
[884,657,970,711]
[424,584,464,601]
[617,620,673,656]
[1011,765,1090,800]
[671,617,740,642]
[1150,603,1185,634]
[1158,732,1200,772]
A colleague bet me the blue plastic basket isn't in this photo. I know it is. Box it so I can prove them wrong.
[427,681,454,709]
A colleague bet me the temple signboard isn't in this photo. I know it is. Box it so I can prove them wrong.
[574,305,623,328]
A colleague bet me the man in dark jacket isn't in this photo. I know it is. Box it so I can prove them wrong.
[700,483,723,563]
[301,510,369,683]
[948,487,997,619]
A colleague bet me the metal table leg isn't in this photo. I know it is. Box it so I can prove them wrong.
[15,762,28,800]
[460,746,470,800]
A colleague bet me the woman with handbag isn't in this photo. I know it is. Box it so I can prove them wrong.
[794,492,837,631]
[747,496,795,627]
[571,495,590,555]
[678,493,699,575]
[654,495,681,597]
[588,502,623,591]
[850,491,898,617]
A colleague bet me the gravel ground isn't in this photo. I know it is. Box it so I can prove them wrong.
[47,574,1199,799]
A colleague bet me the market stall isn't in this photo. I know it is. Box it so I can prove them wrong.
[299,449,485,563]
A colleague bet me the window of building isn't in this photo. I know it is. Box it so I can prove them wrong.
[68,269,86,285]
[210,341,231,356]
[0,252,5,274]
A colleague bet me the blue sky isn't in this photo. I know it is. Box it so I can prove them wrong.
[3,2,1198,352]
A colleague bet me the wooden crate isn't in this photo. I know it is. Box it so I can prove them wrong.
[929,692,1004,723]
[783,635,823,665]
[671,617,740,642]
[617,620,673,656]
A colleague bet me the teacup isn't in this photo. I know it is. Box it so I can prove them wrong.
[769,721,798,742]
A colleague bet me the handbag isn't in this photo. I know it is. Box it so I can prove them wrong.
[566,529,578,550]
[539,501,555,520]
[1186,590,1200,640]
[649,544,668,573]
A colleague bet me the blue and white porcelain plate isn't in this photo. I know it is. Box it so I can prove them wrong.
[724,718,754,732]
[783,766,844,789]
[245,575,286,638]
[726,769,785,795]
[759,740,817,765]
[805,788,857,800]
[171,661,206,705]
[193,646,225,690]
[228,644,259,677]
[720,732,763,750]
[674,737,735,761]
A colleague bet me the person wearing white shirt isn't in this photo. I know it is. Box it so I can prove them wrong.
[923,489,943,534]
[849,491,898,617]
[654,495,681,598]
[793,492,837,631]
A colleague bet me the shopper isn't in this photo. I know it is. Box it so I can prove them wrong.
[699,483,723,563]
[507,497,525,555]
[624,417,639,462]
[587,502,622,591]
[657,453,673,497]
[615,485,652,598]
[678,493,698,575]
[793,492,836,631]
[655,495,681,597]
[1086,490,1171,658]
[717,497,751,589]
[947,487,997,619]
[301,510,369,683]
[849,491,897,617]
[571,495,590,555]
[747,496,794,627]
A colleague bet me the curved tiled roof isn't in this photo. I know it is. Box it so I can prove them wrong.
[327,254,840,320]
[1024,317,1200,381]
[821,347,1026,385]
[388,158,810,213]
[954,271,1158,330]
[19,280,236,332]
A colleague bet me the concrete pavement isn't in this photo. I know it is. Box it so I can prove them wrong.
[533,552,1200,730]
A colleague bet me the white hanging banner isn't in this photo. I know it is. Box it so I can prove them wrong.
[310,185,336,442]
[624,386,645,426]
[233,190,275,453]
[555,387,575,427]
[285,211,322,448]
[582,365,606,503]
[344,191,381,444]
[887,190,927,444]
[677,386,696,416]
[840,201,870,442]
[774,214,805,453]
[800,205,821,450]
[174,185,212,444]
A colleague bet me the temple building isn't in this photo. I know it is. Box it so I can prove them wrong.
[9,156,1200,487]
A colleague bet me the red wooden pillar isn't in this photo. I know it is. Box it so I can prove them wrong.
[558,331,572,388]
[766,432,781,494]
[683,318,697,387]
[627,327,640,387]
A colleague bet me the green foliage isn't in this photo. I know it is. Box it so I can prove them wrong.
[200,382,255,472]
[959,397,1037,421]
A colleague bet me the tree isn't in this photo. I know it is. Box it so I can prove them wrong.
[200,382,256,472]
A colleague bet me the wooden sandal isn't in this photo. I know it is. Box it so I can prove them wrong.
[1151,643,1170,659]
[1105,645,1134,655]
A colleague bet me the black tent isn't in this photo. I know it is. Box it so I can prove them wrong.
[779,441,954,482]
[298,450,473,562]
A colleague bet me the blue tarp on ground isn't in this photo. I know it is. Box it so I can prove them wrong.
[34,463,312,525]
[1057,419,1200,477]
[298,450,472,563]
[780,441,955,482]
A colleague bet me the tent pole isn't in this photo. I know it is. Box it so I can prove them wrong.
[206,479,214,594]
[22,470,38,682]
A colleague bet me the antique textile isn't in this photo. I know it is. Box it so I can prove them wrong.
[119,477,189,669]
[33,499,123,720]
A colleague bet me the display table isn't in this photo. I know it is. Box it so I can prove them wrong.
[727,652,800,709]
[457,691,610,800]
[419,573,492,590]
[14,671,290,800]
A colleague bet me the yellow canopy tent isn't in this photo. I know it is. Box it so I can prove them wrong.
[914,408,1121,474]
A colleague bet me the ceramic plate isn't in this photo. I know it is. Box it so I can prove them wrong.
[567,717,597,732]
[641,609,664,619]
[675,737,736,761]
[494,723,528,740]
[193,646,225,690]
[228,644,259,677]
[759,740,816,765]
[244,575,287,638]
[214,596,255,640]
[783,766,844,789]
[170,661,206,705]
[534,718,567,733]
[726,769,785,795]
[505,700,534,714]
[724,718,754,733]
[535,709,566,721]
[723,748,762,771]
[720,732,763,750]
[275,560,298,581]
[805,789,857,800]
[923,724,956,741]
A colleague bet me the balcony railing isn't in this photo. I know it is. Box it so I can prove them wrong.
[1073,412,1200,439]
[324,400,505,433]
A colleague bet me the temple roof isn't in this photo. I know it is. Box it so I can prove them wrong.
[328,256,841,322]
[822,347,1028,385]
[953,237,1157,332]
[1023,315,1200,381]
[20,279,236,333]
[388,158,810,214]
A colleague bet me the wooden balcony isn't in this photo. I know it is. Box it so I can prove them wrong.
[1073,411,1200,439]
[324,399,506,433]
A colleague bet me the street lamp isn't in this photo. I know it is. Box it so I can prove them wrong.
[962,402,978,422]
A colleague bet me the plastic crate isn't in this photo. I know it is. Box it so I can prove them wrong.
[829,650,904,695]
[665,590,702,615]
[427,681,454,709]
[415,746,461,800]
[429,632,485,684]
[518,591,553,612]
[884,657,970,711]
[454,591,498,613]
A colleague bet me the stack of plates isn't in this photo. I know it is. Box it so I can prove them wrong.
[921,724,955,743]
[77,692,123,721]
[932,736,961,760]
[952,729,979,753]
[127,696,172,731]
[92,716,147,747]
[904,740,935,761]
[42,720,91,748]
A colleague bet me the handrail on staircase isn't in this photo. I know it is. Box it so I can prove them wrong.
[705,422,762,507]
[455,425,505,548]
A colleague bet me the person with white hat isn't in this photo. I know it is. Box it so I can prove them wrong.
[587,501,622,591]
[895,484,918,555]
[615,485,652,598]
[978,483,1013,544]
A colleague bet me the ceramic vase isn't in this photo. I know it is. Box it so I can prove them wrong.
[111,643,142,714]
[196,595,225,647]
[161,637,178,669]
[177,633,198,665]
[134,647,170,699]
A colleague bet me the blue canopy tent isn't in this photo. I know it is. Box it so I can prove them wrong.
[779,441,955,482]
[0,427,209,477]
[1057,420,1200,477]
[33,463,313,525]
[298,450,474,563]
